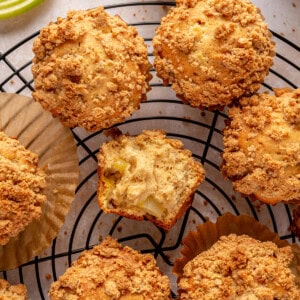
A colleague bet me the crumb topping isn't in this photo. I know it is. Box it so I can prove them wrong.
[0,131,46,245]
[32,6,151,131]
[221,88,300,204]
[49,236,170,300]
[0,278,28,300]
[97,130,205,230]
[179,234,300,299]
[153,0,275,108]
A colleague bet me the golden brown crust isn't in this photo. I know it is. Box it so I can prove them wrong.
[49,236,171,300]
[32,6,151,131]
[178,234,300,299]
[221,88,300,204]
[0,131,46,245]
[97,130,205,230]
[0,278,28,300]
[153,0,275,109]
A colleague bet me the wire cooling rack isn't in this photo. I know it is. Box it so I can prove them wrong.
[0,1,299,299]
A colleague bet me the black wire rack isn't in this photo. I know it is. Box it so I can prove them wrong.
[0,1,299,299]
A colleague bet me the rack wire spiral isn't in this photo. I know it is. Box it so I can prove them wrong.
[0,1,299,299]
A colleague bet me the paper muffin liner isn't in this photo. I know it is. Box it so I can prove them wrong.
[173,213,300,286]
[0,93,79,270]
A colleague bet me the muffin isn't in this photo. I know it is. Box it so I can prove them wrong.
[221,88,300,204]
[0,130,46,246]
[178,234,300,299]
[49,236,171,299]
[97,130,205,230]
[0,278,28,300]
[0,93,79,271]
[173,213,300,300]
[32,6,151,131]
[153,0,275,109]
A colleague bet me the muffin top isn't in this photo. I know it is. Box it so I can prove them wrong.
[153,0,274,109]
[32,6,151,131]
[49,236,170,300]
[97,130,205,230]
[0,131,46,246]
[178,234,300,299]
[0,278,28,300]
[221,88,300,204]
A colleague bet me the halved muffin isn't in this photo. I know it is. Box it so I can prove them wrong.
[97,130,205,230]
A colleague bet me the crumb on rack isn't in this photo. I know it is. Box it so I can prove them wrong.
[45,273,52,281]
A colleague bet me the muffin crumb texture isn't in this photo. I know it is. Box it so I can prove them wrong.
[0,278,28,300]
[0,131,46,246]
[179,234,300,299]
[97,130,205,230]
[49,236,170,299]
[32,6,151,131]
[222,88,300,204]
[153,0,275,108]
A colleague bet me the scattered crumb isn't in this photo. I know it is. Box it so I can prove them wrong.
[292,3,296,8]
[103,127,122,139]
[231,195,236,201]
[117,226,122,233]
[98,235,103,242]
[45,273,52,281]
[9,79,14,85]
[201,111,206,117]
[289,206,300,239]
[203,201,208,206]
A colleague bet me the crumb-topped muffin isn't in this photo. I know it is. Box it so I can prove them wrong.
[49,236,171,299]
[0,131,46,246]
[178,234,300,299]
[0,278,28,300]
[32,6,151,131]
[221,88,300,204]
[97,130,205,230]
[153,0,275,109]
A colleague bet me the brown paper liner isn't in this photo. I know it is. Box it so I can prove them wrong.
[0,93,79,270]
[173,213,300,286]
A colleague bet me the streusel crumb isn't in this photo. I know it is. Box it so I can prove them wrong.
[32,6,151,131]
[222,88,300,204]
[179,234,300,299]
[49,236,171,299]
[153,0,274,109]
[0,278,28,300]
[0,131,46,245]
